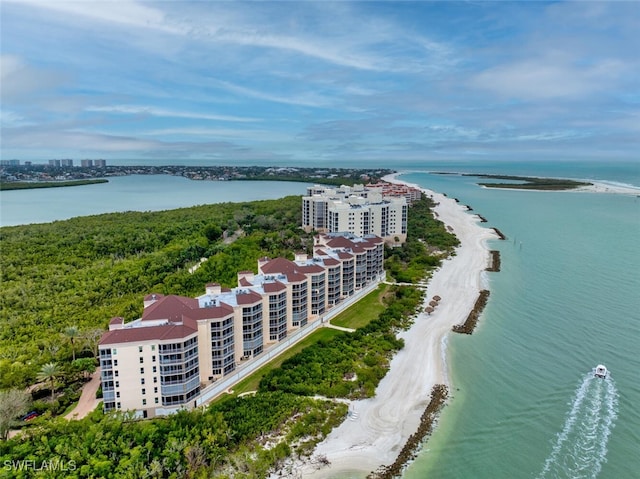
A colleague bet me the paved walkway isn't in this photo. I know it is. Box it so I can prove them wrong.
[65,368,102,420]
[324,323,356,333]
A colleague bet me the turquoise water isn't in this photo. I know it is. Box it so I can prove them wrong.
[401,168,640,479]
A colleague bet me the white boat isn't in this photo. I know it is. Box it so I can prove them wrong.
[594,364,608,379]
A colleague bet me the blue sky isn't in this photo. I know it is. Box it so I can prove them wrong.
[1,1,639,165]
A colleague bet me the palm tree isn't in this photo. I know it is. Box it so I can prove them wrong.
[37,362,60,399]
[64,326,80,361]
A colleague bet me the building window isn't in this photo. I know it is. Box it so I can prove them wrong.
[140,368,144,375]
[116,402,121,409]
[152,356,156,362]
[113,360,118,367]
[142,399,146,406]
[114,371,119,377]
[139,357,144,364]
[153,377,157,383]
[154,387,158,394]
[155,397,159,404]
[116,392,120,398]
[141,378,145,385]
[151,345,155,351]
[142,388,146,395]
[112,349,117,355]
[152,366,157,373]
[138,346,143,353]
[115,381,119,388]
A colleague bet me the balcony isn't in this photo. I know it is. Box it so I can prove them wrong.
[161,376,200,396]
[159,355,184,365]
[102,389,116,401]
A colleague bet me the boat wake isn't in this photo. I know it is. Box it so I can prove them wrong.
[536,372,618,479]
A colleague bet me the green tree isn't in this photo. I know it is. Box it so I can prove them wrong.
[0,389,31,440]
[64,325,80,361]
[37,362,60,399]
[71,358,96,380]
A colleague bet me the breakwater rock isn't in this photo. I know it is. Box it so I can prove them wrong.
[452,290,490,334]
[367,384,449,479]
[492,227,506,240]
[486,250,501,272]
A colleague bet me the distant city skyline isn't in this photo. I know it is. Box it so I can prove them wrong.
[1,1,639,163]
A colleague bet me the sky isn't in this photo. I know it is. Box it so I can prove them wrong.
[1,1,639,165]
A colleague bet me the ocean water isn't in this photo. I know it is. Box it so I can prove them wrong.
[401,165,640,479]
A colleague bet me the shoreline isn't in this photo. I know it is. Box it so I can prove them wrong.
[298,173,499,478]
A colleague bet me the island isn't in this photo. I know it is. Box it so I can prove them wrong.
[468,173,592,190]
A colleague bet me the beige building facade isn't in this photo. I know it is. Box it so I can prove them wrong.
[301,184,408,244]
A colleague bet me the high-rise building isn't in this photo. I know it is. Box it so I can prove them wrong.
[302,184,408,244]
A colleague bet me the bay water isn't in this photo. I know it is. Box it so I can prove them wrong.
[0,175,311,227]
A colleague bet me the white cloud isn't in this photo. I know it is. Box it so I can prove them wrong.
[0,110,31,127]
[471,56,627,100]
[213,80,334,108]
[4,0,179,34]
[0,55,67,101]
[142,127,293,142]
[86,105,259,123]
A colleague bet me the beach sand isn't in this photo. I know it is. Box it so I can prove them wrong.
[295,174,499,478]
[573,181,640,195]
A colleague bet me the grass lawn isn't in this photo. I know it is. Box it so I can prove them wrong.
[227,328,346,398]
[213,283,392,401]
[330,283,390,329]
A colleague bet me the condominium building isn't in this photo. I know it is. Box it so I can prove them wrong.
[365,182,422,205]
[302,184,408,244]
[98,233,384,417]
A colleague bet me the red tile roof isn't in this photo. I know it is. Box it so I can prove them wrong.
[236,290,263,305]
[297,264,325,274]
[100,323,197,345]
[260,257,298,275]
[323,258,340,266]
[183,302,235,320]
[141,295,199,322]
[264,281,287,293]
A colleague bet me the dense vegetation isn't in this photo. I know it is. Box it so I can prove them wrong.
[0,180,108,191]
[0,392,346,478]
[384,197,460,283]
[0,196,305,389]
[1,190,459,477]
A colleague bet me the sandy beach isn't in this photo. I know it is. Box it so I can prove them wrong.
[573,181,640,195]
[297,174,499,478]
